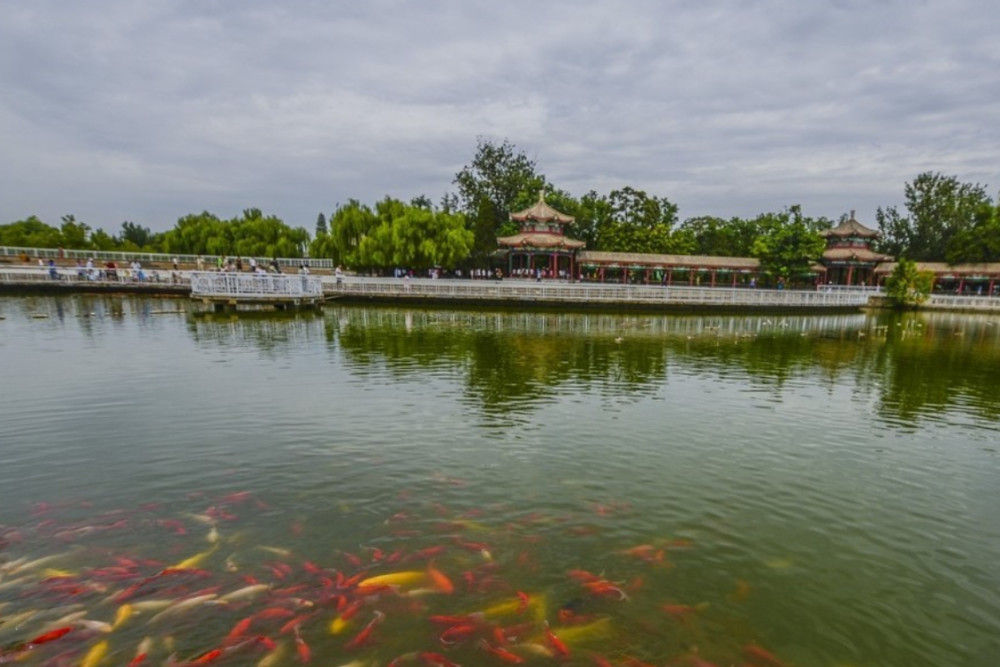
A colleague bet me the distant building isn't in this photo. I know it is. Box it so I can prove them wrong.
[819,210,892,286]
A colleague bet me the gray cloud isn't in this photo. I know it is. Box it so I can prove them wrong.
[2,0,998,233]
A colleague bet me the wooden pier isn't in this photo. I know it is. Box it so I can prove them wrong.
[190,271,324,310]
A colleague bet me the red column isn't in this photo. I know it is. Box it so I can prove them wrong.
[958,278,965,294]
[711,271,716,287]
[599,267,605,283]
[667,270,673,286]
[846,266,854,285]
[732,273,737,287]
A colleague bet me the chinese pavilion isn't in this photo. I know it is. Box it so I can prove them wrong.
[496,192,585,278]
[820,211,892,286]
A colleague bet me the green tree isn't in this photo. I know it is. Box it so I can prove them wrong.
[315,213,328,237]
[594,187,678,254]
[60,214,91,248]
[876,172,992,260]
[0,216,64,248]
[750,206,827,282]
[945,200,1000,264]
[675,215,762,257]
[355,197,473,271]
[453,137,545,261]
[884,258,934,308]
[119,221,153,248]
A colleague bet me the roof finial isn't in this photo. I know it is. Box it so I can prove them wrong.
[850,209,856,220]
[538,189,546,203]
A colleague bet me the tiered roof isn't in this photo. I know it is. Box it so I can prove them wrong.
[821,211,881,239]
[510,191,575,225]
[498,191,584,251]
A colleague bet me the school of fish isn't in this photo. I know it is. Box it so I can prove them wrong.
[0,491,789,666]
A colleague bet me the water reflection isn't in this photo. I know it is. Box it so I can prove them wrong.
[316,306,1000,427]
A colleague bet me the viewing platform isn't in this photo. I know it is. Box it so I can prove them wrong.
[191,271,324,309]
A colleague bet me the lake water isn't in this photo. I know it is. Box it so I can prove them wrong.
[1,295,998,667]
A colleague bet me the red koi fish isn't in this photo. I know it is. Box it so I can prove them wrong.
[439,623,478,645]
[743,644,786,667]
[419,652,462,667]
[225,617,254,642]
[191,648,223,664]
[345,611,385,650]
[27,627,72,646]
[544,623,570,658]
[478,640,524,664]
[294,627,311,663]
[515,591,530,614]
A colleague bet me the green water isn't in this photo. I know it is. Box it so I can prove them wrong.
[0,295,998,666]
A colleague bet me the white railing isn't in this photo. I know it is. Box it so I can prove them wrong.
[0,246,333,269]
[0,267,186,285]
[190,271,323,299]
[925,294,1000,311]
[324,278,874,307]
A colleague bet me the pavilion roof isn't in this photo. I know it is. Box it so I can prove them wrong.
[577,251,760,270]
[822,247,893,263]
[510,191,575,224]
[822,211,880,239]
[497,232,586,250]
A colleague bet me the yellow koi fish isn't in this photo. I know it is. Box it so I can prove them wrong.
[112,603,133,630]
[172,544,218,570]
[81,640,109,667]
[356,571,427,589]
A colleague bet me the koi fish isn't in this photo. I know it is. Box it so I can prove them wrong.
[345,611,385,650]
[543,623,570,658]
[743,644,786,667]
[427,562,454,594]
[294,627,311,663]
[81,640,109,667]
[220,583,270,603]
[418,652,462,667]
[478,640,525,664]
[27,626,72,646]
[172,545,218,570]
[357,571,426,590]
[112,603,133,630]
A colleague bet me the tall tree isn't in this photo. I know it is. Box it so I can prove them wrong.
[877,172,992,260]
[60,214,90,248]
[453,137,545,261]
[594,187,678,254]
[119,221,153,248]
[315,213,328,237]
[945,199,1000,264]
[750,205,827,281]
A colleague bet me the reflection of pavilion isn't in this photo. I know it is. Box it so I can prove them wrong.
[819,211,892,286]
[496,192,585,279]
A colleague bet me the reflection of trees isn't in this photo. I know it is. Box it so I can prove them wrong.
[326,306,1000,425]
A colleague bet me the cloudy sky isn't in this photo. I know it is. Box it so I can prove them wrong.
[2,0,998,233]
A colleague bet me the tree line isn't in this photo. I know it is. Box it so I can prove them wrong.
[4,138,998,274]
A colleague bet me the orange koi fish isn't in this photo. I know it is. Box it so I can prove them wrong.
[427,562,454,594]
[345,610,385,650]
[419,652,462,667]
[478,640,525,664]
[543,623,570,658]
[743,644,786,667]
[293,627,311,663]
